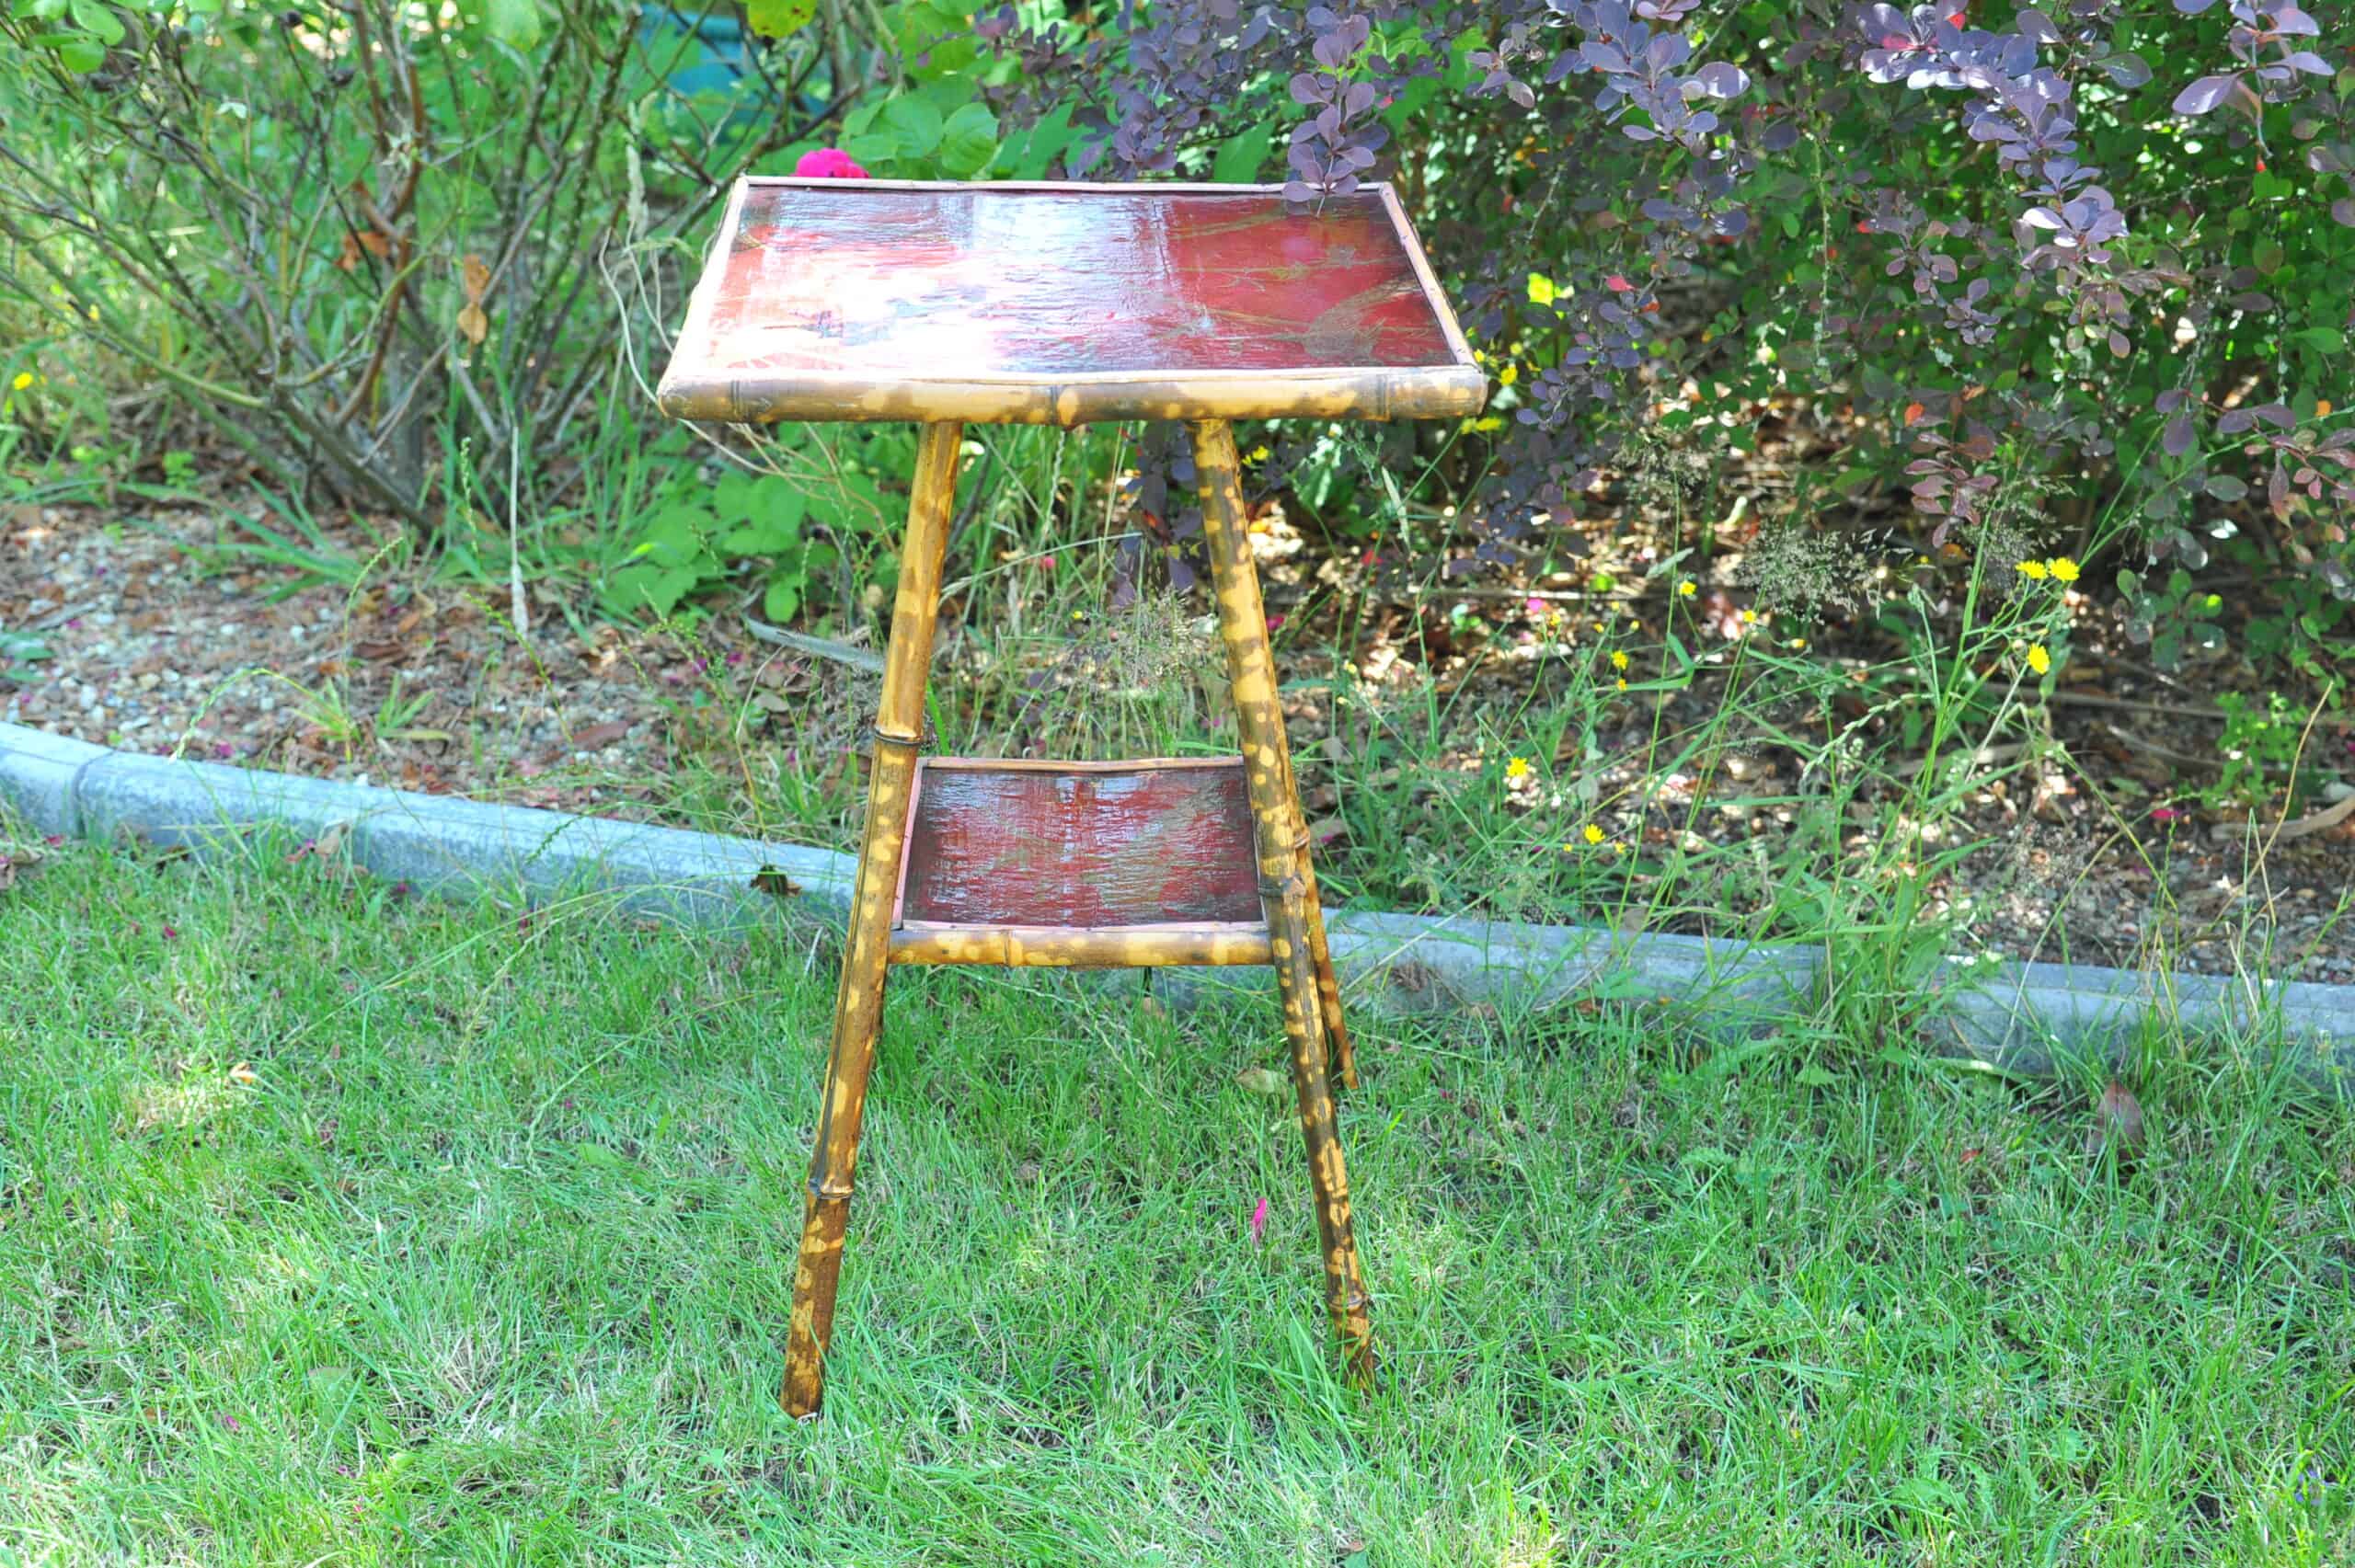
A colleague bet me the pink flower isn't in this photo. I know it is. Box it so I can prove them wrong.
[1603,274,1635,292]
[1249,1196,1269,1245]
[2151,806,2183,824]
[794,147,870,180]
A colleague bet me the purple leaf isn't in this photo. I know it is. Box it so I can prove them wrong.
[2171,74,2239,115]
[1688,62,1750,99]
[2163,412,2196,456]
[2100,52,2152,89]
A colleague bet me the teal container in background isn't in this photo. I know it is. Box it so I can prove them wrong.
[635,6,773,118]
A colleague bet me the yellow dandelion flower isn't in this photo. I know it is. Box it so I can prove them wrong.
[1610,650,1630,670]
[8,372,29,392]
[1498,363,1519,387]
[1582,824,1605,845]
[1614,678,1628,692]
[1609,841,1626,855]
[1677,579,1696,598]
[2026,644,2051,675]
[1505,756,1531,781]
[2016,560,2048,580]
[2047,556,2080,584]
[1247,444,1270,462]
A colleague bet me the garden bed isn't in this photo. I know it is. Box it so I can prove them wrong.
[4,481,2349,985]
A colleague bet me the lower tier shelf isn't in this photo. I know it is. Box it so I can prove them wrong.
[888,921,1272,968]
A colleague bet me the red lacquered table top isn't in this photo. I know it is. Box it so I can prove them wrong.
[657,178,1483,427]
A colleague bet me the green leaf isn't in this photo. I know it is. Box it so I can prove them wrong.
[482,0,542,49]
[67,0,121,44]
[638,503,716,569]
[616,566,700,619]
[841,133,899,173]
[880,96,945,159]
[715,472,808,530]
[763,575,805,624]
[45,32,106,71]
[2292,326,2346,355]
[996,99,1075,179]
[937,101,999,179]
[1212,122,1273,184]
[745,0,817,37]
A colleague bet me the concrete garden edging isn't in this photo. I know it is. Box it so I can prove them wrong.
[6,719,2350,1089]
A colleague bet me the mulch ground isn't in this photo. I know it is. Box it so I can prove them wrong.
[4,489,2349,985]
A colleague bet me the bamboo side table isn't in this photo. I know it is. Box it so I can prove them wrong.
[659,177,1485,1416]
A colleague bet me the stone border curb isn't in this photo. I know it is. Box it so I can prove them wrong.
[6,721,2349,1087]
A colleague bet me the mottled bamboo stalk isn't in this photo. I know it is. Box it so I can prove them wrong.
[1281,747,1358,1091]
[890,923,1272,968]
[1189,417,1377,1387]
[780,419,962,1418]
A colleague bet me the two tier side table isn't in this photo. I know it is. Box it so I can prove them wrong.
[658,177,1485,1416]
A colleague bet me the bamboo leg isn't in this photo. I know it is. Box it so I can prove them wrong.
[1283,751,1358,1091]
[1189,418,1376,1387]
[781,419,963,1418]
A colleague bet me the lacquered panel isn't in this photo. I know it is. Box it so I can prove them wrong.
[656,178,1488,425]
[896,760,1262,929]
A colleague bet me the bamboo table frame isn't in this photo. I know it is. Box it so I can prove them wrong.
[660,177,1485,1416]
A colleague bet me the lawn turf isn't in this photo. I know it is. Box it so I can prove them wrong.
[1,839,2350,1564]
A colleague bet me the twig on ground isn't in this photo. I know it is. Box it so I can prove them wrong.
[2046,691,2230,721]
[742,617,885,673]
[1888,741,2029,781]
[2209,789,2355,843]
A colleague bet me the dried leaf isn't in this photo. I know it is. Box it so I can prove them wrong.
[571,720,630,750]
[2085,1078,2144,1159]
[456,254,490,343]
[749,866,801,898]
[1235,1066,1285,1095]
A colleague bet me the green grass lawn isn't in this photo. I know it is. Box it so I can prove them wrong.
[1,840,2351,1565]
